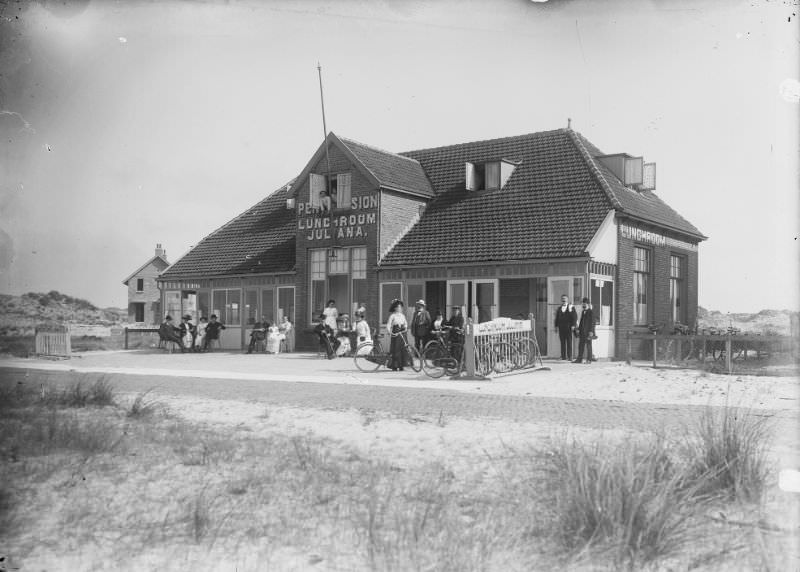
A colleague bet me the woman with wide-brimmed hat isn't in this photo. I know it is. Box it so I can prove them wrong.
[385,299,410,371]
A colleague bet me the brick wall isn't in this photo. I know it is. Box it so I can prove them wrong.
[292,145,381,350]
[127,258,169,325]
[615,218,701,359]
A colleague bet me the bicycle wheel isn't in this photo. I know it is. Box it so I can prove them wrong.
[445,343,462,376]
[404,344,423,372]
[492,342,519,374]
[422,342,447,378]
[354,340,383,372]
[473,342,494,376]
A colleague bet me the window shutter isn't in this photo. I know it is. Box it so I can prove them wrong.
[465,162,476,191]
[309,173,325,208]
[337,173,351,209]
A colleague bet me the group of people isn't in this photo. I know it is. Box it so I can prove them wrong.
[246,316,294,354]
[314,299,370,359]
[159,314,226,353]
[554,295,597,363]
[386,299,465,371]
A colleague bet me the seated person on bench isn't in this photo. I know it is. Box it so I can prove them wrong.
[246,316,270,354]
[203,314,226,351]
[159,315,185,352]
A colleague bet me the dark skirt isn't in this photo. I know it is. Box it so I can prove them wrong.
[387,331,411,370]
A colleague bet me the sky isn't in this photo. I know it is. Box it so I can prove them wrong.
[0,0,797,313]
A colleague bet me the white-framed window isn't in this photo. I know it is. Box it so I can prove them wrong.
[590,277,614,326]
[380,282,403,323]
[164,291,181,320]
[309,247,368,322]
[465,160,514,191]
[212,289,241,326]
[633,247,651,325]
[309,172,352,210]
[670,255,686,324]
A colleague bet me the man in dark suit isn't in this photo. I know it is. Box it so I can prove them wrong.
[554,294,577,360]
[574,297,596,364]
[411,299,432,353]
[159,315,185,353]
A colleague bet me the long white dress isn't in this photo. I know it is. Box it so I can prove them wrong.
[323,307,338,332]
[266,325,282,353]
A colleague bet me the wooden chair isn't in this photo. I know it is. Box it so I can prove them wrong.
[158,333,182,354]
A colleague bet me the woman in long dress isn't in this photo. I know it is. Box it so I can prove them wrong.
[385,299,410,371]
[354,310,372,356]
[266,324,282,353]
[278,316,294,352]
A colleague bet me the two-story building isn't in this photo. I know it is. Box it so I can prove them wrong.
[157,128,706,358]
[123,244,170,325]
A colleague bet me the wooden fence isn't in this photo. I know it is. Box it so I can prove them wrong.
[625,331,795,374]
[34,325,71,358]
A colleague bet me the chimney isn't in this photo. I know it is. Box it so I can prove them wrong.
[155,243,167,260]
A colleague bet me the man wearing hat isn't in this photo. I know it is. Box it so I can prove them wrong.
[159,315,185,352]
[573,297,596,364]
[411,299,432,354]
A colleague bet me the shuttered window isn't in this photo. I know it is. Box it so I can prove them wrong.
[335,173,351,209]
[310,173,325,209]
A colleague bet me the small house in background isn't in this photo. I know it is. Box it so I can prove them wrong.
[123,244,170,325]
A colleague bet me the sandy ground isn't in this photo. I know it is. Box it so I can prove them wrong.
[2,350,798,411]
[3,351,799,571]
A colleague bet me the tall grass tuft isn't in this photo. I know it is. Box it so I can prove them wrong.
[127,389,163,418]
[685,406,771,502]
[46,377,116,408]
[545,437,708,569]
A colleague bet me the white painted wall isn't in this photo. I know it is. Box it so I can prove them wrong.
[586,210,617,265]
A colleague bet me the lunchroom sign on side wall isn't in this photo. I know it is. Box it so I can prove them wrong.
[297,195,378,241]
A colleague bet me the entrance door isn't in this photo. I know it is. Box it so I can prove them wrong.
[447,281,468,318]
[547,277,574,359]
[406,282,425,347]
[472,279,498,323]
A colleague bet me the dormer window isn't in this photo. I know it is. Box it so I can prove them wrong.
[465,160,516,191]
[310,173,352,211]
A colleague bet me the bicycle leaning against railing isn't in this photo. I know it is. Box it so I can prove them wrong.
[353,327,422,373]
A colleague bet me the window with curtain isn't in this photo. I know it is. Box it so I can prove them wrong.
[212,289,241,326]
[351,247,368,314]
[633,247,651,325]
[670,255,685,324]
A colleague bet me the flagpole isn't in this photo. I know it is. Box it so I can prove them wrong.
[317,63,333,204]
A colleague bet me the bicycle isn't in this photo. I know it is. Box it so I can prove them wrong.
[353,329,422,373]
[421,328,463,378]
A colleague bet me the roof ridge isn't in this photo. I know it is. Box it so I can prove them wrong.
[121,254,170,285]
[566,129,622,211]
[338,135,423,166]
[399,128,566,156]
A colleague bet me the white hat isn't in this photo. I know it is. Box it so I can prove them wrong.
[416,299,426,306]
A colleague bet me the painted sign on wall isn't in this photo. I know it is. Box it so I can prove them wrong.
[298,195,378,241]
[619,222,666,247]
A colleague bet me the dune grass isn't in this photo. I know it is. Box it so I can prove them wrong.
[0,375,782,571]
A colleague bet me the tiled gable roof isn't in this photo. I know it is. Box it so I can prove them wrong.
[572,132,705,239]
[339,136,434,197]
[380,129,705,266]
[122,255,170,285]
[159,184,296,279]
[381,129,612,266]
